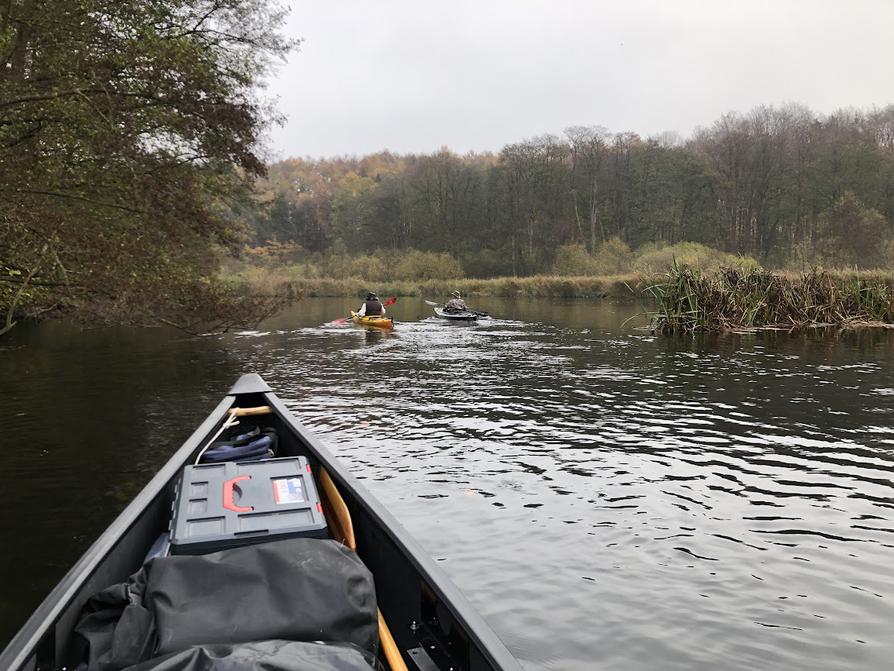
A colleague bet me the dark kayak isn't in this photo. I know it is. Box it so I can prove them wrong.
[434,307,482,321]
[0,374,522,671]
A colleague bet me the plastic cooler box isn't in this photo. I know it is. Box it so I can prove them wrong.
[169,456,328,555]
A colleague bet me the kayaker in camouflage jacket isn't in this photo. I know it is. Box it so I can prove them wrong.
[444,291,468,312]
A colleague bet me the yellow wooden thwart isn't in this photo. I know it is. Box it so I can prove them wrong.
[228,406,273,417]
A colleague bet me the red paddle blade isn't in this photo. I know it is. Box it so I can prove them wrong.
[383,296,398,307]
[331,316,351,325]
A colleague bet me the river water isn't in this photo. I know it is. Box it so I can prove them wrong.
[2,297,893,670]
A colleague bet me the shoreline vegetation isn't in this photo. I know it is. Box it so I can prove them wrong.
[223,242,894,334]
[223,240,759,301]
[231,270,647,301]
[647,267,894,334]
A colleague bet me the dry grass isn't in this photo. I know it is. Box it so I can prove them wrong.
[225,266,653,300]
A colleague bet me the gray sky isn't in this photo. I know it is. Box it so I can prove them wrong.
[267,0,892,158]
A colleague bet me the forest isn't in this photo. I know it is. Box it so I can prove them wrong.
[250,104,894,278]
[0,0,293,334]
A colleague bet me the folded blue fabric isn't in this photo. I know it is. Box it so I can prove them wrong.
[201,435,273,463]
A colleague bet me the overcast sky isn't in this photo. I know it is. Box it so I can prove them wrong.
[266,0,892,158]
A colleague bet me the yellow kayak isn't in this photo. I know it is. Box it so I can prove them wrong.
[350,311,394,329]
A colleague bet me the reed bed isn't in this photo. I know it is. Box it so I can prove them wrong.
[647,266,894,334]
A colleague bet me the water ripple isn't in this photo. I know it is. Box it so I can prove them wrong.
[238,303,894,670]
[3,299,894,670]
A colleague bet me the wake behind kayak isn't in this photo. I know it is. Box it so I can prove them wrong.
[434,307,481,321]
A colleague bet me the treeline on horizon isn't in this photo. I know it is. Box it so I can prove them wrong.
[250,103,894,278]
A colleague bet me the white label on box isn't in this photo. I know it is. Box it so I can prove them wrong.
[272,477,305,504]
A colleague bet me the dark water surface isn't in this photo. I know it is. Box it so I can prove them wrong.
[2,297,894,670]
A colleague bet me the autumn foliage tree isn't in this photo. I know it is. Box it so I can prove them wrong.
[0,0,295,334]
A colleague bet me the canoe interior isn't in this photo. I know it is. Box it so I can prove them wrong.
[1,377,520,671]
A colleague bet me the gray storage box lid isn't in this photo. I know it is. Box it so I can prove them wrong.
[170,456,328,555]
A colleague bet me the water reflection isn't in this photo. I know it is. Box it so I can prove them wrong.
[2,298,893,670]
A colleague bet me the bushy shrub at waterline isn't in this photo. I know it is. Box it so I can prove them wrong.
[634,242,758,274]
[592,238,634,274]
[551,238,634,275]
[552,244,597,275]
[461,249,510,278]
[551,240,755,276]
[393,250,464,280]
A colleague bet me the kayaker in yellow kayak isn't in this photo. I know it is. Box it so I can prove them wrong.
[356,292,385,317]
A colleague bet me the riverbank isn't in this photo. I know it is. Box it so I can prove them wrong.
[225,266,651,300]
[225,265,894,314]
[224,265,894,335]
